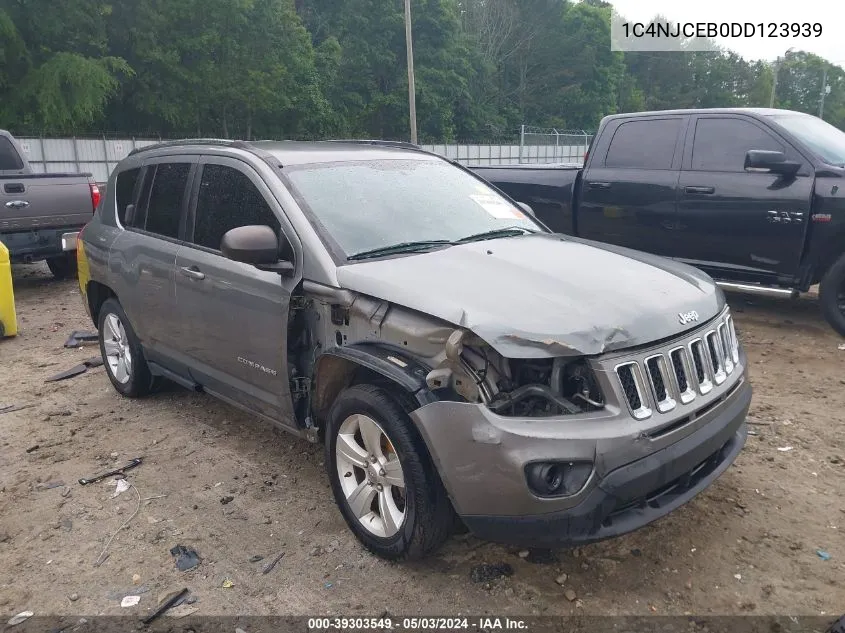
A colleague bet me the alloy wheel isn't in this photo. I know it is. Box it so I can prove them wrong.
[335,413,406,538]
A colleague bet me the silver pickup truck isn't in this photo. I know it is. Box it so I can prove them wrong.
[0,130,101,278]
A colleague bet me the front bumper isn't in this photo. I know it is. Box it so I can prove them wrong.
[411,377,750,549]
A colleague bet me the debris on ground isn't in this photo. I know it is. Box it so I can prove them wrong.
[524,549,558,564]
[220,495,234,505]
[249,555,264,563]
[63,330,99,349]
[777,447,794,452]
[469,563,514,583]
[7,611,33,626]
[518,550,529,559]
[79,457,142,486]
[170,545,201,571]
[142,588,189,625]
[222,578,235,588]
[564,589,577,602]
[110,479,131,498]
[68,593,79,602]
[0,403,35,416]
[120,595,141,607]
[25,444,39,453]
[555,573,568,586]
[261,551,286,575]
[94,483,142,567]
[37,480,65,490]
[44,357,103,382]
[817,549,832,561]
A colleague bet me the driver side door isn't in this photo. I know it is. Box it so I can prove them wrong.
[174,156,302,427]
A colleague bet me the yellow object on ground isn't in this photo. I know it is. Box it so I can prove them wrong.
[0,240,18,337]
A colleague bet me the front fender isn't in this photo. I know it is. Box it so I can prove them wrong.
[313,344,438,421]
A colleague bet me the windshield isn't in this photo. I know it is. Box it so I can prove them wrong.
[768,114,845,167]
[283,158,544,258]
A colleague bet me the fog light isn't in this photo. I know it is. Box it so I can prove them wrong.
[525,461,593,498]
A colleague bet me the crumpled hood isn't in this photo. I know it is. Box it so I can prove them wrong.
[336,234,725,358]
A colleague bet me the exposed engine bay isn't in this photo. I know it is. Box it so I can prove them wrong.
[426,330,605,417]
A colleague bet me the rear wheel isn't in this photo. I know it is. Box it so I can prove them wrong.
[325,384,453,560]
[819,252,845,337]
[46,252,78,280]
[98,298,155,397]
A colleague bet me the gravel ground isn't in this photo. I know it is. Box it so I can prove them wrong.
[1,263,844,621]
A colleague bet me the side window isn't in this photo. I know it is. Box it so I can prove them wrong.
[605,119,681,170]
[192,164,283,252]
[692,118,784,172]
[141,163,191,238]
[0,136,25,171]
[115,167,141,224]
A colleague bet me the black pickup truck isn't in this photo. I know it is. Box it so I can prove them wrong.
[472,108,845,336]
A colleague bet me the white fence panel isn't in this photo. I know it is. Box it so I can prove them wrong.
[16,137,588,182]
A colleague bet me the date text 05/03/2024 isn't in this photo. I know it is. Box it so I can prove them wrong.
[307,617,530,631]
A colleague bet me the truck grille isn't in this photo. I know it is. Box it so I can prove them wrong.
[614,311,739,420]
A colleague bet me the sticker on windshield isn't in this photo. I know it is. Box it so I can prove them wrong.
[470,194,525,220]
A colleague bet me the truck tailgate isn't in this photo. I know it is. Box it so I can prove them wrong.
[1,175,93,231]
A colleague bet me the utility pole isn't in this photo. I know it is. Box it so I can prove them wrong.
[819,67,830,118]
[404,0,418,145]
[769,48,794,108]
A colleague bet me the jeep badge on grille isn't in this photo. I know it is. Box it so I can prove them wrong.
[678,311,700,325]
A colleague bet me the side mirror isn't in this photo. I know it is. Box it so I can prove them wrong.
[220,225,294,274]
[517,201,536,218]
[744,150,801,176]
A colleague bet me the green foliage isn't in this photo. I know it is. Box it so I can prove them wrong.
[0,0,843,138]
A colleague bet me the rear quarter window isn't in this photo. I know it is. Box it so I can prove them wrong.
[115,167,141,224]
[605,118,681,170]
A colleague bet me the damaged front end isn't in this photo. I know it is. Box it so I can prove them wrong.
[425,329,605,418]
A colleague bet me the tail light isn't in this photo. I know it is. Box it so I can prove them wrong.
[89,182,101,212]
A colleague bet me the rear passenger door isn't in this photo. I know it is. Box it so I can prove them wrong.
[113,158,195,365]
[578,116,685,256]
[175,157,302,426]
[676,115,812,281]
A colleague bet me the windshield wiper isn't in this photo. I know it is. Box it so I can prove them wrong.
[348,240,452,261]
[454,226,540,244]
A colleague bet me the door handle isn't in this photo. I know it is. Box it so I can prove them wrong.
[179,266,206,280]
[588,181,611,190]
[4,200,30,209]
[684,186,715,195]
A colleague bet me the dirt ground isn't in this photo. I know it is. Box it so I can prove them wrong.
[1,262,844,620]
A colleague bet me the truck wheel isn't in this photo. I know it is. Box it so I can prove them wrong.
[325,384,453,560]
[819,253,845,337]
[45,253,78,280]
[98,298,154,397]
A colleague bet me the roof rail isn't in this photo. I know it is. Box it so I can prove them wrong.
[326,139,422,151]
[127,138,252,157]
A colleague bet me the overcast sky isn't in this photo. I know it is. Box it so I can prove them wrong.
[610,0,845,68]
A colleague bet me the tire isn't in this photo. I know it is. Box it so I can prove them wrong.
[46,252,78,280]
[97,298,155,397]
[819,252,845,337]
[325,384,453,561]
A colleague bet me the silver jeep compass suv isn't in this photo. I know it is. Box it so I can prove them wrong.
[78,139,750,560]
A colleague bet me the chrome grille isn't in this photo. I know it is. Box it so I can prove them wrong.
[615,311,739,420]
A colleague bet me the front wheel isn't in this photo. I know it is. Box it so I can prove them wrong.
[46,252,78,280]
[325,384,453,560]
[819,253,845,337]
